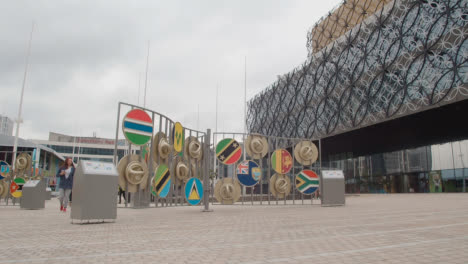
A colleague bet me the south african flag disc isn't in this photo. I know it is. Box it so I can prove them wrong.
[295,170,319,194]
[216,138,242,165]
[122,109,153,146]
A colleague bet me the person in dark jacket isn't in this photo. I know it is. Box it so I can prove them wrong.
[56,157,75,212]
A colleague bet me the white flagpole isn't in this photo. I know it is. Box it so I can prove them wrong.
[215,84,218,134]
[12,22,34,170]
[137,72,141,106]
[244,56,248,135]
[243,56,247,160]
[143,41,150,108]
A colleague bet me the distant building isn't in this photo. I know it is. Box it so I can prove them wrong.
[32,132,138,164]
[0,115,14,136]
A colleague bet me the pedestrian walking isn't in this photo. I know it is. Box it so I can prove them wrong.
[57,157,75,212]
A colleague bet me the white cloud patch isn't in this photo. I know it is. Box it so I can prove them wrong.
[0,0,342,140]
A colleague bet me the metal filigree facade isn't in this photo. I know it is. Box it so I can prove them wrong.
[247,0,468,140]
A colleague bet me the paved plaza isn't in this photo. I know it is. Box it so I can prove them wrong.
[1,194,468,263]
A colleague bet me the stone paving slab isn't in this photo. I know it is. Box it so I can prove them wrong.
[1,194,468,263]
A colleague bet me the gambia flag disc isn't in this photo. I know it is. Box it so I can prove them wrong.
[153,164,171,198]
[122,109,153,146]
[10,177,26,198]
[271,149,293,174]
[295,170,319,194]
[216,138,242,165]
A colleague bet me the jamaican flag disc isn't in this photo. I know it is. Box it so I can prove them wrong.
[216,138,242,165]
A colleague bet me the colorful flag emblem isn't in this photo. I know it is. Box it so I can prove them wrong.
[236,160,261,187]
[295,170,319,194]
[271,149,293,174]
[122,109,153,146]
[216,138,242,165]
[0,161,10,180]
[10,177,26,198]
[172,122,184,153]
[153,164,171,198]
[185,177,203,206]
[141,144,150,163]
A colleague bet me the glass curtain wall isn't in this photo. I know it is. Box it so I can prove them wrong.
[328,139,468,193]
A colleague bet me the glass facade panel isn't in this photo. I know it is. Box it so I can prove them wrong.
[331,139,468,193]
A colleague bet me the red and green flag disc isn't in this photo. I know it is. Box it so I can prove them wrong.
[122,109,153,146]
[216,138,242,165]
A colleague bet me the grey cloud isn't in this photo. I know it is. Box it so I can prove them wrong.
[0,0,342,140]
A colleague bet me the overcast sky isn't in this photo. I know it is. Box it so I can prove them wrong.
[0,0,341,140]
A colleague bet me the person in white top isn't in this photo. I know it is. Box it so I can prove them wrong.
[56,157,75,212]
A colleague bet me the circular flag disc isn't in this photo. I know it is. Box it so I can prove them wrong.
[0,161,10,180]
[172,122,184,153]
[185,177,203,206]
[10,177,26,198]
[216,138,242,165]
[271,149,293,174]
[122,109,153,146]
[236,160,262,187]
[295,170,320,195]
[153,164,171,198]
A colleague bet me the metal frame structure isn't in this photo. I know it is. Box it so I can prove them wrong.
[113,102,210,209]
[113,102,326,209]
[212,132,322,205]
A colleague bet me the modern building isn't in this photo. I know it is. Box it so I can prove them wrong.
[32,132,138,164]
[0,134,65,181]
[247,0,468,193]
[0,115,14,136]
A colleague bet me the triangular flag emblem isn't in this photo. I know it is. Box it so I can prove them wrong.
[188,182,200,200]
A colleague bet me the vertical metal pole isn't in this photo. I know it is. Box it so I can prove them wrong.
[155,115,162,207]
[260,158,263,205]
[163,118,168,207]
[275,138,279,205]
[451,142,456,192]
[143,40,150,108]
[148,112,156,207]
[244,56,247,136]
[113,103,121,165]
[203,129,212,211]
[284,141,289,205]
[126,142,131,208]
[458,141,466,193]
[319,139,322,202]
[292,139,296,205]
[268,136,271,205]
